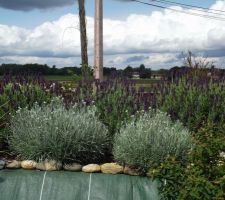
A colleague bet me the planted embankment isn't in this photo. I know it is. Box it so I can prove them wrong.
[0,170,159,200]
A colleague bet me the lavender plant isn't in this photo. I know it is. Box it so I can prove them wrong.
[0,101,10,152]
[94,77,152,135]
[9,98,110,164]
[113,110,191,173]
[0,74,61,153]
[0,73,62,126]
[156,68,225,131]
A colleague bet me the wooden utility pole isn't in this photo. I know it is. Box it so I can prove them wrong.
[78,0,89,78]
[94,0,103,80]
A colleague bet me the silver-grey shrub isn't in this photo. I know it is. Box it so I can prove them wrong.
[9,98,110,164]
[113,110,192,173]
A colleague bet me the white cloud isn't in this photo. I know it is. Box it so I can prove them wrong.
[1,1,225,69]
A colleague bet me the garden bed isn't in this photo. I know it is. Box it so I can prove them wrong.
[0,170,159,200]
[0,68,224,200]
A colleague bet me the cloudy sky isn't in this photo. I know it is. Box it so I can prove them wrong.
[0,0,225,69]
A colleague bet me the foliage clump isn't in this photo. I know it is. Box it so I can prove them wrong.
[9,98,110,164]
[156,68,225,131]
[0,74,58,154]
[148,123,225,200]
[113,110,191,173]
[95,77,151,135]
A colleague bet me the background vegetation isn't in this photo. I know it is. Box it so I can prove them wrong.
[0,60,224,199]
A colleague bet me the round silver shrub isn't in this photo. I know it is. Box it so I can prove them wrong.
[113,110,192,173]
[10,98,110,164]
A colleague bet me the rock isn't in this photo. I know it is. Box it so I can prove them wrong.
[36,160,62,171]
[36,162,46,171]
[21,160,37,170]
[63,163,82,172]
[6,160,21,169]
[82,164,101,173]
[0,160,5,170]
[124,166,139,176]
[101,163,123,174]
[45,160,62,171]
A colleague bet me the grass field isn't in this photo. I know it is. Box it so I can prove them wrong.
[44,76,160,84]
[0,75,161,83]
[0,75,160,91]
[43,75,76,81]
[43,76,160,91]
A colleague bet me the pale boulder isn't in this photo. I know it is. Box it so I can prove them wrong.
[82,164,101,173]
[45,160,62,171]
[36,162,46,171]
[6,160,21,169]
[101,163,123,174]
[21,160,37,170]
[123,166,140,176]
[63,163,82,172]
[36,160,62,171]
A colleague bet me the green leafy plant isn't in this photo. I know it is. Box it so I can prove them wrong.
[9,98,110,164]
[0,78,55,129]
[156,70,225,131]
[147,157,186,200]
[95,77,149,136]
[113,110,191,173]
[148,123,225,200]
[95,83,134,135]
[0,83,54,152]
[0,101,10,153]
[178,123,225,200]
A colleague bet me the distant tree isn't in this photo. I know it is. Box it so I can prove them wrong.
[103,67,117,77]
[0,64,82,76]
[139,64,151,79]
[123,65,133,78]
[167,66,180,81]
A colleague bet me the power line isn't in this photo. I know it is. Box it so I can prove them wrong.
[151,0,225,17]
[153,0,225,13]
[132,0,225,22]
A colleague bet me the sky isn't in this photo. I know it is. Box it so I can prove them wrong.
[0,0,225,69]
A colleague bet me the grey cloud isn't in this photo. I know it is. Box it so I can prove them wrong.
[0,48,80,58]
[0,0,134,11]
[0,0,75,11]
[176,49,225,60]
[125,55,149,63]
[202,49,225,58]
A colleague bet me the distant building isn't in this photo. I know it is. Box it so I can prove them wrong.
[132,72,140,79]
[151,73,164,80]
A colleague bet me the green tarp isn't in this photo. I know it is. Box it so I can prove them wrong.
[0,170,159,200]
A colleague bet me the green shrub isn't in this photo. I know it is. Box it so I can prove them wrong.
[148,123,225,200]
[95,77,149,136]
[9,98,110,164]
[157,74,225,131]
[113,110,191,173]
[178,123,225,200]
[0,83,54,153]
[0,83,52,111]
[0,101,12,153]
[0,83,53,131]
[95,83,134,136]
[147,157,186,200]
